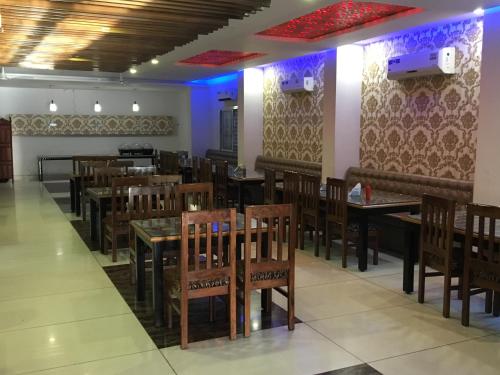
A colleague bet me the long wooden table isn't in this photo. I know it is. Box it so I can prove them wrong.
[276,182,421,271]
[87,187,113,251]
[229,174,265,213]
[131,214,271,327]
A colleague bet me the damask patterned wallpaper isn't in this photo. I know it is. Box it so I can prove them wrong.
[263,53,325,163]
[361,18,483,181]
[11,114,177,136]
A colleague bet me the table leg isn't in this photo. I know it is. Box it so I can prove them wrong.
[261,232,272,313]
[403,225,418,294]
[493,292,500,317]
[136,235,146,302]
[90,198,97,242]
[98,199,107,252]
[38,159,43,182]
[70,179,75,213]
[75,183,81,217]
[152,242,165,327]
[238,182,244,213]
[358,215,368,272]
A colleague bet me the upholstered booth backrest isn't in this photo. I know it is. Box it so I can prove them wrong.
[205,149,237,166]
[255,155,322,177]
[345,167,474,204]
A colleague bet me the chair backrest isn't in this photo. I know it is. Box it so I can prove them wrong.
[128,166,157,176]
[420,194,456,263]
[464,204,500,288]
[325,178,347,225]
[264,169,276,205]
[93,167,124,187]
[283,171,300,205]
[215,160,229,193]
[199,158,213,183]
[148,174,182,186]
[300,173,320,215]
[244,204,296,276]
[108,160,134,169]
[159,151,179,174]
[110,176,149,224]
[192,156,200,183]
[175,182,213,212]
[73,155,117,174]
[80,160,107,192]
[128,184,177,220]
[181,208,236,294]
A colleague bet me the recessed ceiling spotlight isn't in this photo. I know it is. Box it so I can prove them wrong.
[473,7,484,16]
[129,66,137,74]
[49,100,58,112]
[94,100,102,113]
[101,26,110,33]
[132,101,140,112]
[151,58,159,65]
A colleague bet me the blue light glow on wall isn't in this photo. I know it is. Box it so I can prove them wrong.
[190,72,239,85]
[485,6,500,15]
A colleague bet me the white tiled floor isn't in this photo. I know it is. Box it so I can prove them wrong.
[1,180,499,374]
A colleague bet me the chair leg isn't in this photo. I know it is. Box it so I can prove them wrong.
[299,216,305,250]
[341,226,348,268]
[112,233,117,262]
[314,219,320,257]
[461,276,470,326]
[181,295,189,349]
[443,274,451,318]
[372,233,379,266]
[486,290,493,314]
[418,262,426,304]
[325,222,331,261]
[457,276,463,300]
[229,284,236,341]
[244,288,251,337]
[288,277,295,331]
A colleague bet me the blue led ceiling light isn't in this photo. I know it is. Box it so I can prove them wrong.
[190,72,239,85]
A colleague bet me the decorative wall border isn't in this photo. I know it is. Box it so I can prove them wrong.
[11,114,178,136]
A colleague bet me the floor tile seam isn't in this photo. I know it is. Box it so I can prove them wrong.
[295,299,417,324]
[17,348,161,375]
[367,332,498,365]
[0,266,110,280]
[302,320,366,365]
[0,286,116,303]
[0,312,135,336]
[159,350,180,375]
[295,278,359,290]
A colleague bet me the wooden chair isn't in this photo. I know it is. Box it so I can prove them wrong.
[325,178,379,267]
[108,160,134,173]
[160,151,179,174]
[263,169,276,205]
[214,160,232,208]
[80,160,107,221]
[175,182,213,212]
[462,204,500,326]
[418,194,462,318]
[72,155,117,175]
[165,208,237,349]
[282,171,301,240]
[199,158,213,183]
[103,176,148,262]
[192,156,200,183]
[128,184,178,281]
[299,173,322,257]
[93,167,124,188]
[241,204,296,337]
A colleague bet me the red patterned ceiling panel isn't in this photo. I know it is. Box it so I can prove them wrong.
[256,1,422,41]
[178,50,266,67]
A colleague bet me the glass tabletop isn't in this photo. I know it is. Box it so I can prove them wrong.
[345,190,420,208]
[86,187,113,198]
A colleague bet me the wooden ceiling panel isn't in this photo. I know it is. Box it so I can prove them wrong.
[0,0,271,72]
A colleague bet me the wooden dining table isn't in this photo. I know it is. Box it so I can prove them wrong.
[228,174,265,213]
[87,186,114,251]
[276,182,421,272]
[131,214,272,327]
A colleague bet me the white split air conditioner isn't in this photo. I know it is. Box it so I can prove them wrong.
[280,76,314,93]
[387,47,456,80]
[217,89,237,101]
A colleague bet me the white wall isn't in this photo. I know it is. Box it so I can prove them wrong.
[474,10,500,205]
[0,86,191,177]
[190,78,239,157]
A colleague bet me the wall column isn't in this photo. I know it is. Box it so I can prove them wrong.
[474,10,500,205]
[321,45,364,182]
[237,68,264,176]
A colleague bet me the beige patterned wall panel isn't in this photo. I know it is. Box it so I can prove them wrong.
[361,18,483,181]
[263,53,325,163]
[11,114,177,136]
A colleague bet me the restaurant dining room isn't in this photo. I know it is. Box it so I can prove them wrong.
[1,0,500,374]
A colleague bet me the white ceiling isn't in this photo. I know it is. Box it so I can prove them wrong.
[2,0,499,88]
